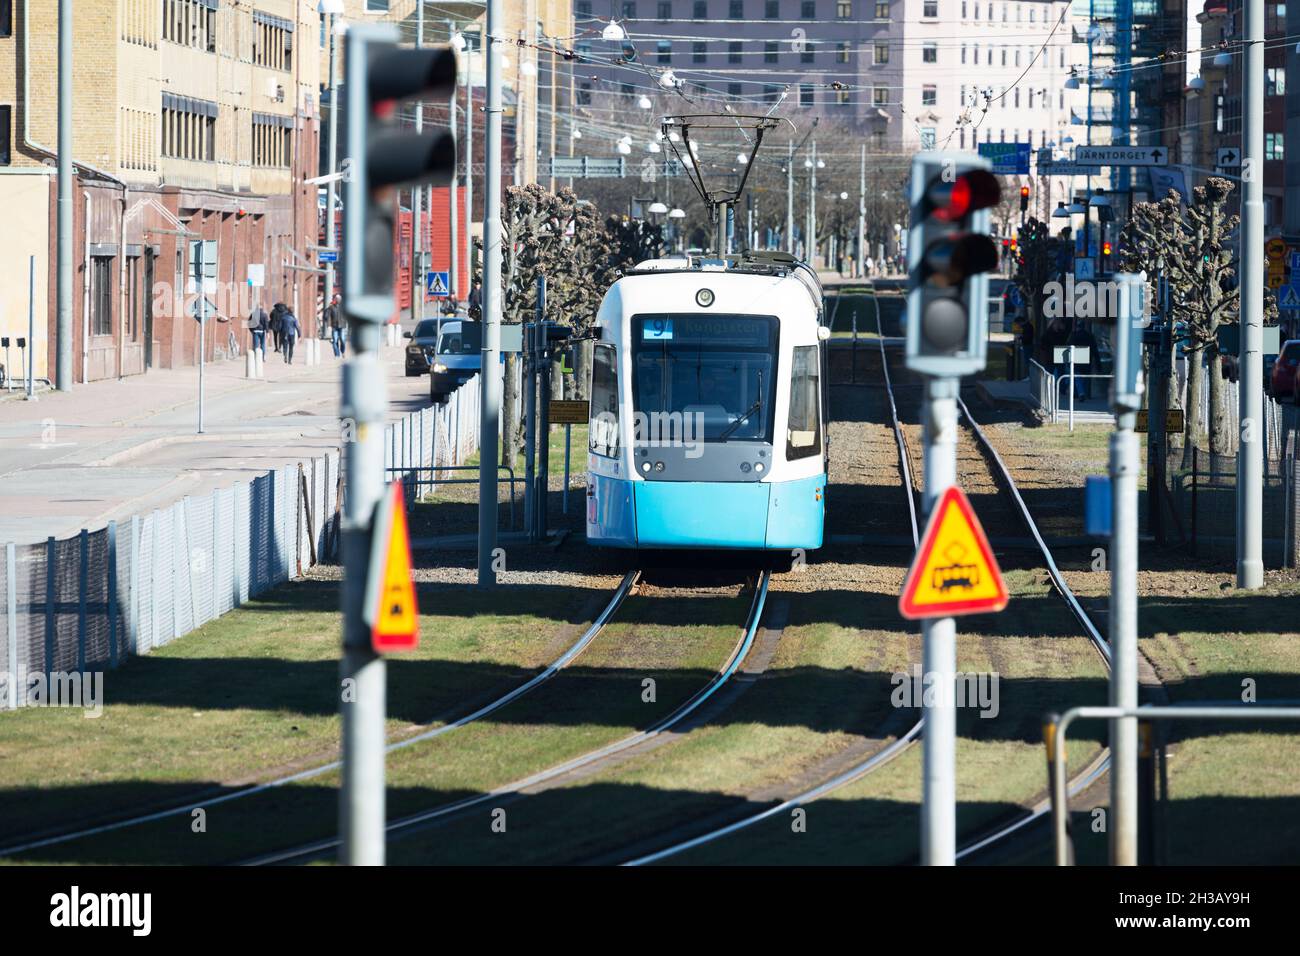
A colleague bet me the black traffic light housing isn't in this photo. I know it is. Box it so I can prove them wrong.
[345,24,458,327]
[1019,185,1030,213]
[905,154,1001,376]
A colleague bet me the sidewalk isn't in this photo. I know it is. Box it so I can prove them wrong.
[0,337,432,545]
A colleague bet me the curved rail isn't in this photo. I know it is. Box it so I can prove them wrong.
[243,571,772,866]
[0,571,641,860]
[624,333,1112,866]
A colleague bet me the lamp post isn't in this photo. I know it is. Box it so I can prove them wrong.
[320,1,345,321]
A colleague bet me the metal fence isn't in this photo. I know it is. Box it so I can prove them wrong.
[0,377,481,711]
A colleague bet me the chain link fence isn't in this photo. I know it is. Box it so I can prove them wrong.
[0,378,481,711]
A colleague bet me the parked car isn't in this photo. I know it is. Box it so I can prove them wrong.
[429,319,483,403]
[403,319,444,376]
[1268,339,1300,402]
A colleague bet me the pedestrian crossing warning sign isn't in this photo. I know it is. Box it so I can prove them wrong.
[899,486,1008,620]
[425,271,450,298]
[365,482,419,652]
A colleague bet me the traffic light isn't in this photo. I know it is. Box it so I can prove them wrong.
[1019,185,1030,213]
[1101,239,1114,277]
[905,153,1001,376]
[345,24,458,326]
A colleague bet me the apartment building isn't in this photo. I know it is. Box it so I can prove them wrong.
[0,0,319,385]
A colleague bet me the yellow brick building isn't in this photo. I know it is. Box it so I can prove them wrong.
[0,0,320,384]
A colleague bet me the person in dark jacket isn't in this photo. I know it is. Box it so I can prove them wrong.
[249,304,269,359]
[270,303,286,353]
[281,308,300,364]
[467,279,482,321]
[324,295,344,357]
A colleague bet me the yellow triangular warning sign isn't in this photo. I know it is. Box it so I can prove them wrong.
[899,486,1008,620]
[370,483,419,652]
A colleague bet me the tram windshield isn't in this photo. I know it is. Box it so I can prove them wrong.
[632,314,778,443]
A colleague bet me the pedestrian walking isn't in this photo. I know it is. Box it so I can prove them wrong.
[324,294,344,357]
[249,303,269,359]
[281,307,300,364]
[467,278,482,321]
[269,303,286,353]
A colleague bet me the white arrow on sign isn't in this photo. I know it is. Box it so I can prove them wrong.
[1216,147,1240,168]
[1074,145,1169,167]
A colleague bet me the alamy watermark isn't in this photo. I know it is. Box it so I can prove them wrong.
[1,670,103,718]
[890,665,1000,719]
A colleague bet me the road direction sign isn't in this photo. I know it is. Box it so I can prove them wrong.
[365,483,419,653]
[899,486,1008,620]
[319,250,338,263]
[1216,147,1241,168]
[425,271,450,298]
[1075,145,1168,167]
[978,142,1031,175]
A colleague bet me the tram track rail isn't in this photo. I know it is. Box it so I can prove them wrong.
[622,312,1111,866]
[241,570,772,865]
[0,571,641,861]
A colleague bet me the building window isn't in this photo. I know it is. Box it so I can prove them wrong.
[0,0,10,37]
[252,11,295,71]
[252,112,292,168]
[801,43,814,64]
[764,40,778,63]
[728,82,742,98]
[161,95,218,161]
[578,82,591,105]
[694,0,707,16]
[163,0,217,52]
[1001,47,1007,66]
[874,41,889,63]
[837,0,852,16]
[875,0,889,16]
[873,86,888,106]
[727,41,742,63]
[961,0,967,16]
[1266,132,1284,161]
[366,0,389,10]
[623,1,637,18]
[1266,67,1286,96]
[923,0,937,15]
[836,41,849,63]
[694,41,707,62]
[802,1,815,18]
[871,130,885,150]
[766,0,780,16]
[576,1,592,19]
[657,40,672,63]
[836,87,851,105]
[961,44,967,64]
[764,84,781,102]
[0,104,9,166]
[658,1,672,20]
[800,83,814,106]
[922,43,936,63]
[126,256,140,342]
[92,257,113,337]
[730,0,744,16]
[922,85,936,106]
[920,127,936,150]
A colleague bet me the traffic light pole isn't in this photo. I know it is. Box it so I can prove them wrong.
[1236,0,1264,590]
[921,374,959,866]
[477,0,503,586]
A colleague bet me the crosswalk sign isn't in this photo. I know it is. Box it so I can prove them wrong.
[425,271,450,298]
[364,482,419,652]
[900,486,1008,620]
[1279,285,1300,311]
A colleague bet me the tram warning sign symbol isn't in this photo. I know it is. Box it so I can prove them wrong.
[900,486,1008,620]
[365,482,419,652]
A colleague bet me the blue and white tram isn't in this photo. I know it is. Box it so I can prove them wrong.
[585,251,828,551]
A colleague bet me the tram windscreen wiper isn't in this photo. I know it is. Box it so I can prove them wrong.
[718,371,762,441]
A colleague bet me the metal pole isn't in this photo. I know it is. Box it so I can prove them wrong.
[921,374,958,865]
[55,0,73,390]
[786,140,794,254]
[1108,409,1139,865]
[563,423,571,514]
[464,47,474,288]
[323,13,339,316]
[807,141,817,268]
[413,5,425,326]
[857,143,866,278]
[1068,346,1075,433]
[26,255,36,400]
[524,285,539,541]
[197,245,206,435]
[477,1,503,586]
[1237,0,1264,589]
[339,26,388,866]
[449,74,460,303]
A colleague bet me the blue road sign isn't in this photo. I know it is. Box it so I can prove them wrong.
[318,250,338,263]
[1278,284,1300,311]
[425,271,450,298]
[978,142,1031,175]
[1085,475,1112,537]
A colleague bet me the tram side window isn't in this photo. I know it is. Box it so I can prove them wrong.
[590,344,620,458]
[787,346,821,459]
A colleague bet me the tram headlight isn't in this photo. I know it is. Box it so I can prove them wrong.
[754,462,764,473]
[641,461,652,473]
[695,288,714,308]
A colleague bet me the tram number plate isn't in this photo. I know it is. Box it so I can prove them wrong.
[549,400,589,425]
